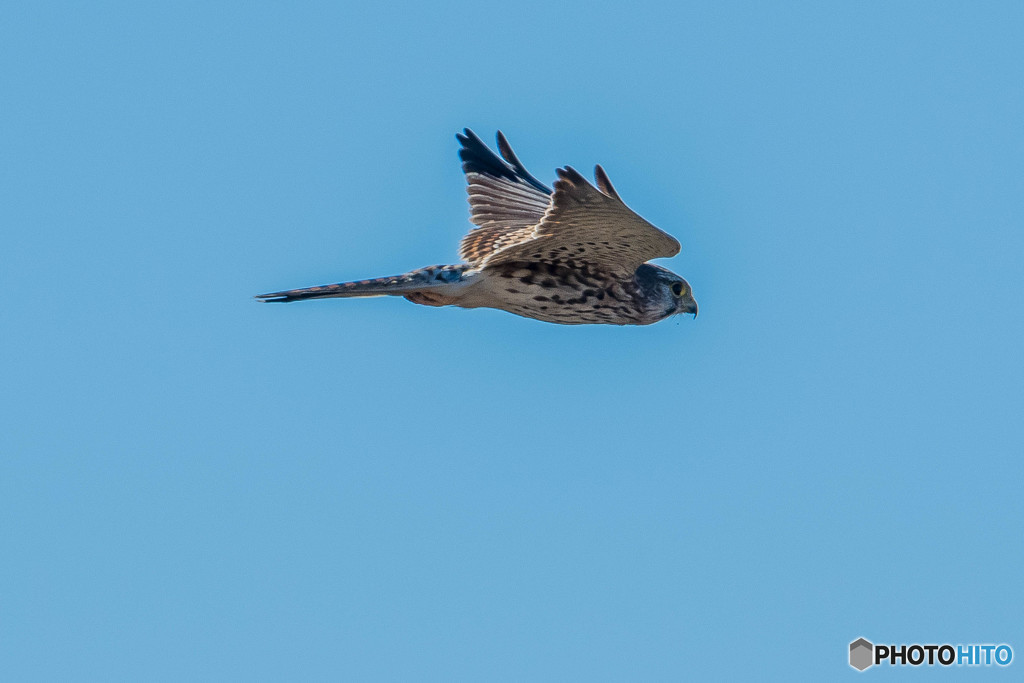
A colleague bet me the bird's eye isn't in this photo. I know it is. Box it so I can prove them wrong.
[671,282,684,296]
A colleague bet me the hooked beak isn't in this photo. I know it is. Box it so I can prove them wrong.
[681,298,698,319]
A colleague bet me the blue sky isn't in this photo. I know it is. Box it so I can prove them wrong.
[3,1,1022,679]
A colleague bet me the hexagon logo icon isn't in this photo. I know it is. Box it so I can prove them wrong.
[850,638,874,671]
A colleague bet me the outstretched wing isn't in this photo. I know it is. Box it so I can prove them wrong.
[480,165,681,273]
[456,129,552,265]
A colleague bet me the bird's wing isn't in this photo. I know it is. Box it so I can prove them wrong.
[456,129,552,266]
[480,165,680,274]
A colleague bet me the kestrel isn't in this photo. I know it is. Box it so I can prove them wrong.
[257,129,698,325]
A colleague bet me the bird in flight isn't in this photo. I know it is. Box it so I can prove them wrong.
[257,129,698,325]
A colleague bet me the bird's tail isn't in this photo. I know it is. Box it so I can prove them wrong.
[255,264,473,303]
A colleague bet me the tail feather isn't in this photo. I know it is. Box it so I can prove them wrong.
[256,264,471,303]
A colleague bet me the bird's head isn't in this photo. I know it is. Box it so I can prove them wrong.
[635,264,698,320]
[668,276,698,318]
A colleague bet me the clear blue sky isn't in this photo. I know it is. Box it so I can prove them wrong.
[3,1,1022,679]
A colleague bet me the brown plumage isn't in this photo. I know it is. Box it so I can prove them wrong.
[257,129,698,325]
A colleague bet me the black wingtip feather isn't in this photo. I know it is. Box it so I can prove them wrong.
[495,131,551,194]
[458,128,514,180]
[457,128,551,195]
[593,164,622,201]
[496,131,516,163]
